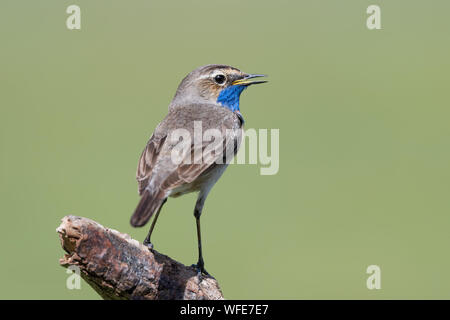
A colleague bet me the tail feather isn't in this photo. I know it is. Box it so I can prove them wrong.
[130,189,165,227]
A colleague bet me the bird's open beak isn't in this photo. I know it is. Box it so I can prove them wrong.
[232,74,268,86]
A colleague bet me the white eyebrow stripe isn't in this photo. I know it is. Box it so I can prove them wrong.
[197,70,227,81]
[197,74,213,80]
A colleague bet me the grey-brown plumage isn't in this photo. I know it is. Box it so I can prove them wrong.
[131,103,242,227]
[130,64,266,275]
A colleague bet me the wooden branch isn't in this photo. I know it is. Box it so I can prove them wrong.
[56,215,224,300]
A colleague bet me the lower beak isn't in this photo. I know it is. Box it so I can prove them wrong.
[232,74,268,86]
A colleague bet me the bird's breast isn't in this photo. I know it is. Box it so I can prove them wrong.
[169,164,229,198]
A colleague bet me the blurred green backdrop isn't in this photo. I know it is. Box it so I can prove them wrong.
[1,0,449,299]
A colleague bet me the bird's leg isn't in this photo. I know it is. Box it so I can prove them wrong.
[192,193,212,278]
[143,198,167,250]
[194,209,207,273]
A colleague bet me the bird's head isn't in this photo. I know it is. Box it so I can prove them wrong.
[170,64,267,112]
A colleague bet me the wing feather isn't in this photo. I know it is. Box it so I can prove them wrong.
[136,134,167,195]
[137,104,242,196]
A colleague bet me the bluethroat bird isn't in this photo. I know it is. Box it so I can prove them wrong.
[130,64,267,275]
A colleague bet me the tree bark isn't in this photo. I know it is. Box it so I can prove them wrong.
[56,215,224,300]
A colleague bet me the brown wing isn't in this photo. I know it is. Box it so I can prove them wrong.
[132,104,242,227]
[136,133,167,195]
[160,110,243,191]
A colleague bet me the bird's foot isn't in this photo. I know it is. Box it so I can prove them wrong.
[142,238,154,250]
[191,263,214,281]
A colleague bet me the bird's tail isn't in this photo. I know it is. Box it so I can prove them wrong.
[130,189,166,227]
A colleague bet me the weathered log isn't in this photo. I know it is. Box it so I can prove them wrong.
[56,215,224,300]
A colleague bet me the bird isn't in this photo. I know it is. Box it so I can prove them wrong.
[130,64,267,276]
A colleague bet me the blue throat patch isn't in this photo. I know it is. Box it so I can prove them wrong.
[217,85,247,112]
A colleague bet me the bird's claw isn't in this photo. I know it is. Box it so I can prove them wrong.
[143,239,154,250]
[191,263,213,281]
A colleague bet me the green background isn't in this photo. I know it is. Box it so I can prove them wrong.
[1,0,449,299]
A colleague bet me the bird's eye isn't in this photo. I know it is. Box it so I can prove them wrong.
[214,74,226,85]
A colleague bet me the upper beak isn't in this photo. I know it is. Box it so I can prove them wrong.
[232,74,268,86]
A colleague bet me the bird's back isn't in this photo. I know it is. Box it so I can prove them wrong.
[131,103,242,227]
